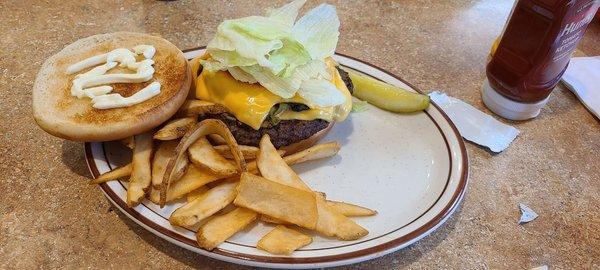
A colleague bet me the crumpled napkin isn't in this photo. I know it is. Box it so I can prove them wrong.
[518,203,538,224]
[429,91,519,153]
[562,56,600,119]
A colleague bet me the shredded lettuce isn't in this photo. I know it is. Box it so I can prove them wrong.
[227,67,257,84]
[266,0,308,28]
[292,4,340,60]
[268,38,311,77]
[241,65,301,98]
[351,99,369,113]
[208,20,286,73]
[228,16,290,40]
[296,60,332,81]
[239,59,332,99]
[298,79,346,107]
[208,50,257,68]
[204,0,341,106]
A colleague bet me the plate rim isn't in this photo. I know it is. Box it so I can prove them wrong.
[84,46,469,268]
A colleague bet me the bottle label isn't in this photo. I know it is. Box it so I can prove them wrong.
[553,3,598,62]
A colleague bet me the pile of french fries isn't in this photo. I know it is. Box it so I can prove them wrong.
[92,101,377,255]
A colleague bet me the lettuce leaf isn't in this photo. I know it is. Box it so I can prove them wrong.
[227,67,258,84]
[267,0,308,27]
[298,79,346,107]
[241,65,301,98]
[227,16,290,40]
[292,4,340,60]
[351,99,369,113]
[209,50,257,68]
[240,60,331,98]
[268,38,311,77]
[207,18,287,73]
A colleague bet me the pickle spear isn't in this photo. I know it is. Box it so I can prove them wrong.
[346,69,430,113]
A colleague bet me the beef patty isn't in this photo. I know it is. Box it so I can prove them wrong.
[336,66,353,94]
[201,113,329,148]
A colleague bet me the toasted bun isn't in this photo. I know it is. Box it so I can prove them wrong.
[32,32,190,141]
[279,121,334,155]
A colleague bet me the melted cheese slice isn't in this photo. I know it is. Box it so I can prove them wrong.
[195,59,351,130]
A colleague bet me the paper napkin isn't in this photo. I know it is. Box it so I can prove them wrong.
[429,91,519,153]
[562,56,600,119]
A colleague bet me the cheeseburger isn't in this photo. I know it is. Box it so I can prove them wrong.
[190,0,353,153]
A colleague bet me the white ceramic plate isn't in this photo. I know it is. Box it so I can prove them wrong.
[84,47,468,269]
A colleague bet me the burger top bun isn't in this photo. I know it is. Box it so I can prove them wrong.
[33,32,191,141]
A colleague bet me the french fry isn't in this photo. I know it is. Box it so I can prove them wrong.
[177,100,227,117]
[258,135,311,190]
[213,145,286,160]
[257,225,312,255]
[188,57,203,99]
[284,141,341,165]
[127,132,154,207]
[119,137,134,149]
[214,145,258,160]
[152,140,188,188]
[188,137,238,176]
[149,164,224,204]
[148,187,161,204]
[246,141,342,172]
[258,193,325,224]
[233,173,318,229]
[326,200,377,217]
[90,163,132,185]
[207,134,226,145]
[161,119,246,207]
[196,207,258,250]
[169,180,238,227]
[259,215,289,225]
[315,191,327,199]
[314,195,368,240]
[257,135,368,240]
[186,186,210,203]
[153,117,197,140]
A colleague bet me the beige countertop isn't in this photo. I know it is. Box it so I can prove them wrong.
[1,0,599,269]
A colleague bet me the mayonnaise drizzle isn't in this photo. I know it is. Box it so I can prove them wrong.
[83,86,113,98]
[66,45,161,109]
[91,82,161,109]
[76,62,118,78]
[133,45,156,59]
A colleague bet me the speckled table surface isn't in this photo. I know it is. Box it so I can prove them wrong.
[1,0,599,269]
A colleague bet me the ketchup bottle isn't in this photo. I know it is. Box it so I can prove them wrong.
[482,0,599,120]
